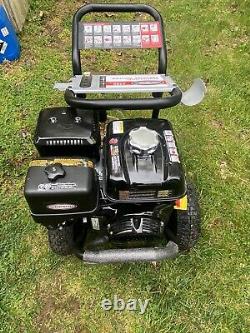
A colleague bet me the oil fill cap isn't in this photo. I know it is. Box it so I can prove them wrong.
[44,163,66,181]
[129,126,159,155]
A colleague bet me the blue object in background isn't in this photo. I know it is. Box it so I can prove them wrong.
[0,5,20,63]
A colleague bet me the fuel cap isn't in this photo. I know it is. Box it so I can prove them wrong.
[129,126,159,155]
[44,163,66,181]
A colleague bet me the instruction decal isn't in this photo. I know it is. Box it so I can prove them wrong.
[164,130,180,163]
[100,74,171,90]
[79,21,163,49]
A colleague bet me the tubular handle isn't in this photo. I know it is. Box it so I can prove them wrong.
[64,87,182,110]
[72,3,167,75]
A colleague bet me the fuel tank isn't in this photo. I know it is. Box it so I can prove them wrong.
[104,119,186,202]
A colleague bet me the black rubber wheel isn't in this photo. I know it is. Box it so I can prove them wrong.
[169,183,201,251]
[48,223,74,256]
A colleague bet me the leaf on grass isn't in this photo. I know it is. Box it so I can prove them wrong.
[219,161,229,180]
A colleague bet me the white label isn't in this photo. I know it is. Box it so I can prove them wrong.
[113,121,124,134]
[113,36,122,46]
[103,25,112,34]
[151,35,160,43]
[0,40,7,55]
[150,23,158,32]
[123,35,132,45]
[84,25,93,34]
[167,141,176,148]
[164,130,180,163]
[132,25,140,33]
[91,218,100,230]
[94,36,103,46]
[165,136,174,143]
[170,155,180,163]
[113,25,121,34]
[132,35,141,46]
[164,130,173,136]
[104,36,113,46]
[84,36,93,48]
[122,25,131,34]
[1,27,9,37]
[105,74,170,89]
[94,25,102,34]
[169,147,178,156]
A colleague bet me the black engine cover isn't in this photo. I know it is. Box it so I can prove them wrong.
[34,107,100,159]
[104,119,186,202]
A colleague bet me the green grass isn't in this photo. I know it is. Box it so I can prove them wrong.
[0,0,249,332]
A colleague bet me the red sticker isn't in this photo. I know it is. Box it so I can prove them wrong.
[109,138,118,145]
[140,22,162,48]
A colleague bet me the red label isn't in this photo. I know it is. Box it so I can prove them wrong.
[109,138,118,145]
[140,22,162,48]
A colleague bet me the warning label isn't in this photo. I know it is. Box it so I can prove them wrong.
[174,195,188,210]
[112,121,124,134]
[79,21,163,49]
[100,75,171,90]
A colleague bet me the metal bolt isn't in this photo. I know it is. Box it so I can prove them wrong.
[75,116,82,123]
[49,117,57,124]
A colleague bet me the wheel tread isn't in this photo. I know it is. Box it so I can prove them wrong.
[48,224,74,256]
[176,183,201,251]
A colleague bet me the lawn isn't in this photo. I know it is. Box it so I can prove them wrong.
[0,0,249,332]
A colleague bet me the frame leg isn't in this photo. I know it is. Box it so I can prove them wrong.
[152,109,160,119]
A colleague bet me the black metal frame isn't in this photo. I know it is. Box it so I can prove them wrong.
[72,3,167,75]
[65,3,182,114]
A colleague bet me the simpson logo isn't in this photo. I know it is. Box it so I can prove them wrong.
[47,203,78,211]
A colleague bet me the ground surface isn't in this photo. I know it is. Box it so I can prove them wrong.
[0,0,249,332]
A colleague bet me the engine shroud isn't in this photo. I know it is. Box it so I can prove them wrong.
[104,119,186,202]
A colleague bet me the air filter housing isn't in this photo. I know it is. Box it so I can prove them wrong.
[34,107,100,159]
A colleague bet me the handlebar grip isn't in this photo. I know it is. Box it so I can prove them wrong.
[64,88,182,110]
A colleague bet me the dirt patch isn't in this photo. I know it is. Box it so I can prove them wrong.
[42,0,90,50]
[210,217,223,229]
[36,286,82,333]
[211,119,224,130]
